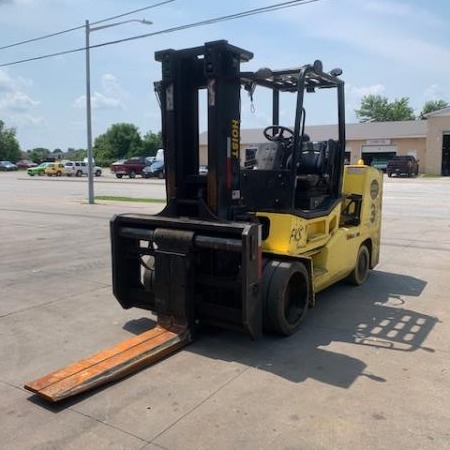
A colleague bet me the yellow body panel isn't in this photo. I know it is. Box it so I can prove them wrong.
[258,165,383,295]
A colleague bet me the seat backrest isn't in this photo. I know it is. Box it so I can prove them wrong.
[298,142,325,175]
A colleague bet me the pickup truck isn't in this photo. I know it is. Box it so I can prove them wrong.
[110,156,150,179]
[386,155,419,178]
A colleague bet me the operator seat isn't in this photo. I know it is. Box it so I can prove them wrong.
[294,140,330,210]
[296,141,326,187]
[298,141,325,175]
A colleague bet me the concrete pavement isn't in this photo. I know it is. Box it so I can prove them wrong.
[0,172,449,449]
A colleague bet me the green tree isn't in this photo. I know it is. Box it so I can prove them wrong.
[94,123,143,162]
[419,99,449,119]
[29,147,50,163]
[0,120,21,161]
[64,148,86,161]
[355,95,415,122]
[142,130,162,157]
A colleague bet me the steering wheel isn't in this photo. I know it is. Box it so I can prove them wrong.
[263,125,294,142]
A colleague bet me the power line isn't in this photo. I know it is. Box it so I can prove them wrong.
[92,0,176,26]
[0,25,84,51]
[92,0,320,49]
[0,47,86,67]
[0,0,177,51]
[0,0,319,68]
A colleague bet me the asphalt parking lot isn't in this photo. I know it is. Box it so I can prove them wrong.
[1,171,449,450]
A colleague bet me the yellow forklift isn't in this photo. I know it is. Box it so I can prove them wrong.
[26,40,382,401]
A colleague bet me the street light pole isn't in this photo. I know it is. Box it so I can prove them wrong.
[84,18,152,205]
[85,19,94,204]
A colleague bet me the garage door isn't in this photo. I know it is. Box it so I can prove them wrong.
[362,145,398,154]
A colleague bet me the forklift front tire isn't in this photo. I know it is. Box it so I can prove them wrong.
[263,260,309,336]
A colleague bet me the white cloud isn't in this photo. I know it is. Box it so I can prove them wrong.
[422,84,449,102]
[277,0,450,74]
[346,84,385,100]
[365,1,414,18]
[0,69,42,124]
[364,0,443,27]
[16,113,45,126]
[101,73,122,95]
[0,69,15,93]
[73,91,124,110]
[73,73,127,110]
[2,0,36,4]
[0,91,39,111]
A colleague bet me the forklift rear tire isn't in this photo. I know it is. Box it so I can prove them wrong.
[347,244,370,286]
[263,260,309,336]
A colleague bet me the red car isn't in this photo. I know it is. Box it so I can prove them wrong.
[15,159,37,169]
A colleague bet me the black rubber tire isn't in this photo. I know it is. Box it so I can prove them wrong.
[158,171,164,179]
[56,171,62,177]
[116,174,123,179]
[387,172,392,178]
[76,170,82,177]
[347,244,370,286]
[95,170,102,177]
[262,260,309,336]
[129,171,136,179]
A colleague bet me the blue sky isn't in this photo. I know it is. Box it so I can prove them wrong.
[0,0,449,151]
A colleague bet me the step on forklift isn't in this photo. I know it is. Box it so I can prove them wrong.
[26,40,382,402]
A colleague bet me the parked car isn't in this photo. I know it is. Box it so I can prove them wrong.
[15,159,37,169]
[27,162,51,176]
[110,156,150,179]
[142,160,165,179]
[0,160,18,171]
[370,158,389,173]
[44,162,66,177]
[64,161,102,177]
[386,155,419,178]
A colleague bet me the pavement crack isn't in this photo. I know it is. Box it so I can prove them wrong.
[69,407,151,445]
[149,366,251,444]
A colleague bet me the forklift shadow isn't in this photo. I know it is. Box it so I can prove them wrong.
[30,270,433,410]
[181,270,437,389]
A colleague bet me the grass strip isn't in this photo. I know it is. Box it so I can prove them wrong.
[95,195,166,203]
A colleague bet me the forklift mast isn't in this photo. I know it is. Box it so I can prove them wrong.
[154,40,253,221]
